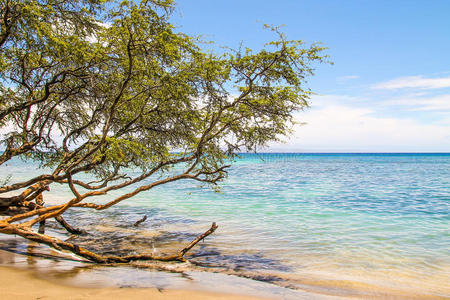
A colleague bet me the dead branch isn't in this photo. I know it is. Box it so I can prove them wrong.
[133,215,147,227]
[0,222,218,263]
[38,220,45,234]
[55,216,87,235]
[180,222,218,256]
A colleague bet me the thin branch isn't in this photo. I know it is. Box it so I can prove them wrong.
[55,216,86,235]
[133,215,147,227]
[179,222,218,256]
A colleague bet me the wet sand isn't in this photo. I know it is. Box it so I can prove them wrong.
[0,221,447,299]
[0,266,265,300]
[0,242,342,300]
[1,233,447,300]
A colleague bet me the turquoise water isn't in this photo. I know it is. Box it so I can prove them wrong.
[1,153,449,298]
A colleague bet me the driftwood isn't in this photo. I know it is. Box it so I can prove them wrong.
[55,216,87,235]
[0,220,218,263]
[180,222,218,256]
[38,220,46,234]
[133,215,147,227]
[0,186,220,263]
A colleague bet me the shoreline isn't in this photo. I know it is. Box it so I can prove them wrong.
[1,232,448,300]
[2,247,447,300]
[0,265,346,300]
[0,245,341,300]
[0,265,266,300]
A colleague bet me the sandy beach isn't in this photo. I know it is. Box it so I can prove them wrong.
[0,237,344,300]
[0,266,266,300]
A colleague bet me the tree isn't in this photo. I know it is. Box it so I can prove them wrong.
[0,0,327,263]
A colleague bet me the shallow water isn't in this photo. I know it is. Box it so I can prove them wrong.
[1,153,449,299]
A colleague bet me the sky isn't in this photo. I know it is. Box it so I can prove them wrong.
[171,0,450,152]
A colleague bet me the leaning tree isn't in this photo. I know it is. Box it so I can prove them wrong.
[0,0,327,263]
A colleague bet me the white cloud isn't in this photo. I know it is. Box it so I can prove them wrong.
[372,75,450,90]
[271,103,450,152]
[269,72,450,152]
[384,94,450,111]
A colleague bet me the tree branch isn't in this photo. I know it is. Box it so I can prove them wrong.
[0,221,218,263]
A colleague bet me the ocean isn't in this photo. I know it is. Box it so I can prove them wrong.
[1,153,449,299]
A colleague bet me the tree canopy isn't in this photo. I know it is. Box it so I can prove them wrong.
[0,0,328,263]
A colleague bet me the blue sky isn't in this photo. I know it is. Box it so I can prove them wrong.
[172,0,450,152]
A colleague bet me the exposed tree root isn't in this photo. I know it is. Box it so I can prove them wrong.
[0,221,218,264]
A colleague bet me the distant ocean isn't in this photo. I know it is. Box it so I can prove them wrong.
[1,153,449,298]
